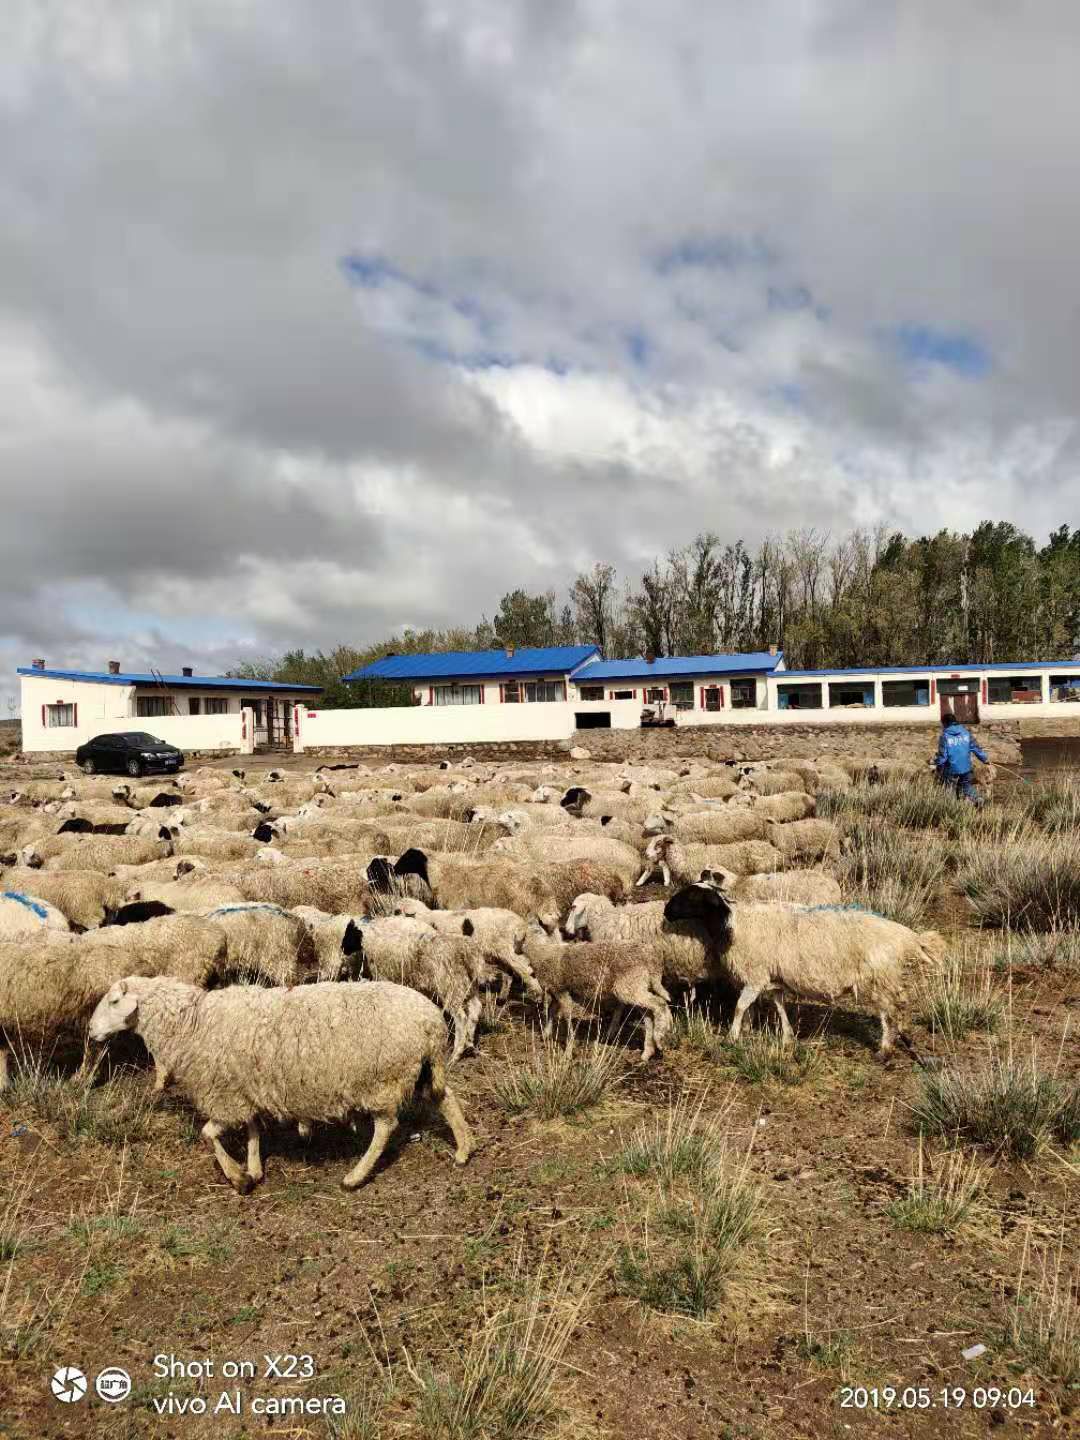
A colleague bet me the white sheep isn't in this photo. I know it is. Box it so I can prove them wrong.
[745,791,817,823]
[761,817,840,863]
[89,977,474,1192]
[699,868,843,906]
[0,890,71,939]
[562,891,719,1005]
[391,898,541,999]
[0,914,229,1090]
[0,868,128,931]
[490,832,641,891]
[663,883,947,1053]
[671,809,768,845]
[370,850,561,931]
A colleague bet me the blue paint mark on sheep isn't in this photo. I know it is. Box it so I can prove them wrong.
[206,904,288,918]
[2,891,50,920]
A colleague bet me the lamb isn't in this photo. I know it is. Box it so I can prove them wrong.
[391,898,542,1000]
[562,891,719,1003]
[370,850,560,931]
[0,890,71,939]
[520,926,673,1061]
[348,916,488,1062]
[762,817,840,863]
[745,791,817,823]
[89,976,473,1192]
[671,809,768,845]
[663,883,947,1054]
[0,913,229,1089]
[0,869,127,930]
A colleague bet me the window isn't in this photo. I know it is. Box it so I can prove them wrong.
[987,675,1042,704]
[703,686,723,711]
[188,698,201,715]
[501,682,521,703]
[645,687,666,704]
[524,680,563,703]
[882,679,929,707]
[205,697,229,715]
[1050,675,1080,703]
[936,679,975,697]
[668,682,694,710]
[828,682,874,708]
[777,683,823,710]
[433,685,482,706]
[578,685,605,701]
[46,703,75,727]
[730,680,756,709]
[611,689,635,700]
[136,696,174,717]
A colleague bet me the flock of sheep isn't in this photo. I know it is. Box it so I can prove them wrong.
[0,749,942,1195]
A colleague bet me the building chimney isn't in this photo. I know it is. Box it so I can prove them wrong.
[181,666,193,677]
[768,644,778,657]
[107,660,121,675]
[645,652,656,665]
[31,658,45,670]
[505,644,515,659]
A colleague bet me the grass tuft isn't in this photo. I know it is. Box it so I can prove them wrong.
[916,955,1003,1041]
[887,1140,987,1234]
[957,827,1080,930]
[720,1031,823,1087]
[910,1049,1078,1159]
[612,1090,730,1185]
[837,817,947,927]
[989,926,1080,973]
[7,1060,156,1145]
[1007,1224,1080,1386]
[489,1030,622,1120]
[407,1257,591,1439]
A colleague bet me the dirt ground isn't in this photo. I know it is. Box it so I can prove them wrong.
[1,756,1077,1439]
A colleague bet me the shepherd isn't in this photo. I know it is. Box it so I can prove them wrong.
[934,710,989,803]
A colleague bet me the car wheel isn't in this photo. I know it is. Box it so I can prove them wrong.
[126,758,143,777]
[81,757,96,774]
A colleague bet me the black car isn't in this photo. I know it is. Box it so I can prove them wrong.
[75,732,185,777]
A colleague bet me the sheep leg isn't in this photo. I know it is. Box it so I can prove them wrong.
[772,995,795,1045]
[0,1046,8,1093]
[436,1086,474,1166]
[729,984,762,1041]
[202,1120,253,1194]
[464,994,483,1051]
[449,1012,469,1065]
[152,1059,172,1097]
[634,866,652,887]
[661,862,671,887]
[246,1119,263,1184]
[297,1121,312,1140]
[603,1005,627,1042]
[496,969,512,1002]
[878,1009,896,1055]
[341,1112,397,1190]
[641,1012,656,1062]
[539,994,554,1039]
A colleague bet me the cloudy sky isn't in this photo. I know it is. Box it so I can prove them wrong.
[2,0,1078,707]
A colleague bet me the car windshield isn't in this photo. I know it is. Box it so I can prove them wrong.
[119,733,168,746]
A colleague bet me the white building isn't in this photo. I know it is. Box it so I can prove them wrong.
[18,661,321,754]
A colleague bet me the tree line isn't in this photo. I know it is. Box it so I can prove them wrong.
[230,522,1080,707]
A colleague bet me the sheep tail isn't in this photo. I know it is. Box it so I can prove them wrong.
[651,979,672,1004]
[419,1048,447,1103]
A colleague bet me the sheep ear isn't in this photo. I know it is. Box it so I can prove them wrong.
[117,979,128,995]
[462,918,474,936]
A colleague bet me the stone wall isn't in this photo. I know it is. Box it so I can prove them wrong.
[568,720,1049,768]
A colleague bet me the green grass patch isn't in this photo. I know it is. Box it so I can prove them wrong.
[886,1143,987,1234]
[956,827,1080,930]
[916,956,1003,1041]
[489,1031,622,1120]
[720,1032,823,1087]
[910,1051,1079,1159]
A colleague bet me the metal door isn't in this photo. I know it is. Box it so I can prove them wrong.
[942,691,979,725]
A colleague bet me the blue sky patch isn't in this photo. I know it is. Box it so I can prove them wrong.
[893,324,990,377]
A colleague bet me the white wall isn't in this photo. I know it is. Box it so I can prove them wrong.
[293,698,645,750]
[19,674,250,752]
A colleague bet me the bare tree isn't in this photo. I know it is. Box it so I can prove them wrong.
[572,563,617,655]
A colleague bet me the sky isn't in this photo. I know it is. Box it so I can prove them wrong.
[2,0,1079,711]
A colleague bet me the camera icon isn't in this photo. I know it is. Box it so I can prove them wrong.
[96,1367,132,1403]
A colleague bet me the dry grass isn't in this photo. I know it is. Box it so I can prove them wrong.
[6,1058,157,1146]
[1007,1222,1080,1387]
[916,953,1003,1041]
[611,1088,731,1185]
[836,817,948,927]
[406,1255,594,1440]
[956,825,1080,930]
[910,1045,1079,1159]
[818,776,981,837]
[989,926,1080,974]
[886,1140,988,1234]
[489,1031,623,1120]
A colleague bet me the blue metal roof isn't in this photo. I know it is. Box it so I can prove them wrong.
[777,660,1080,679]
[17,667,322,692]
[344,645,600,682]
[573,651,783,682]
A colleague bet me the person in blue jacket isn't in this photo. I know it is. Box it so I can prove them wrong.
[934,711,989,802]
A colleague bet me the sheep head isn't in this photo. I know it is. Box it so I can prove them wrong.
[88,978,145,1040]
[664,883,733,939]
